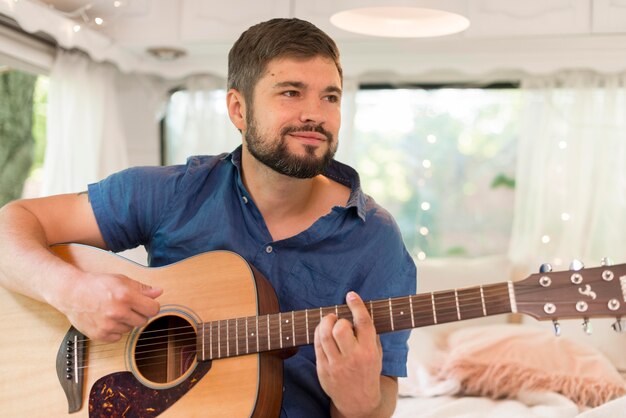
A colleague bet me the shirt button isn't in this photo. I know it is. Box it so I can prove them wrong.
[242,196,248,204]
[265,245,273,254]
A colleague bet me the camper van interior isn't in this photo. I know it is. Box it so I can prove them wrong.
[1,0,626,417]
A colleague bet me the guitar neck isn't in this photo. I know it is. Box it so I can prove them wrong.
[197,282,515,360]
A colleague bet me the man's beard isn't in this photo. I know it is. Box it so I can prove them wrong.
[245,114,336,179]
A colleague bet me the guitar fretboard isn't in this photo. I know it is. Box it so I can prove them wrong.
[197,282,514,360]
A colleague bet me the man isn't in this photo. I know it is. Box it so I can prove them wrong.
[0,18,416,417]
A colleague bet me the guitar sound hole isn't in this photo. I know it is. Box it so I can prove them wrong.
[134,315,196,384]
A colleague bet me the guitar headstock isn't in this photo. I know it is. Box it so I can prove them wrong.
[515,262,626,326]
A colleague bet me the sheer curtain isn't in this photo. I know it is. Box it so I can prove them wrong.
[334,78,359,166]
[41,50,128,195]
[509,71,626,273]
[164,75,240,164]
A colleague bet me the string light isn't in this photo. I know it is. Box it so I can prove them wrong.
[541,235,550,244]
[94,17,104,25]
[420,202,431,211]
[73,24,81,32]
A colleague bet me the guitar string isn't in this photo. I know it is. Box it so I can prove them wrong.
[79,281,616,356]
[71,282,615,371]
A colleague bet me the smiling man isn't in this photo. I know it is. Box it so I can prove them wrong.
[0,18,416,418]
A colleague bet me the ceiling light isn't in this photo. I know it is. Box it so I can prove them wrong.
[330,6,470,38]
[94,17,103,25]
[146,47,187,61]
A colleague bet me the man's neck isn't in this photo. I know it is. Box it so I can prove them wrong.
[239,149,348,241]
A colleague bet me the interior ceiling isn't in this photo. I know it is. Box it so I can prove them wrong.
[34,0,626,52]
[13,0,626,79]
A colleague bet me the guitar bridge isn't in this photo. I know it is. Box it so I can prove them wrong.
[55,326,87,413]
[621,276,626,302]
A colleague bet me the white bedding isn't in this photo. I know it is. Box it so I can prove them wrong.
[393,392,626,418]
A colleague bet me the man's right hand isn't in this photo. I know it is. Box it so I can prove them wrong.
[56,271,162,342]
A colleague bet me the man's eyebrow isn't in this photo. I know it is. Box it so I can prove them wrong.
[273,81,306,89]
[273,81,342,95]
[324,85,342,96]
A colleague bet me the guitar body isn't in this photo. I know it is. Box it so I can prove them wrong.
[0,244,282,417]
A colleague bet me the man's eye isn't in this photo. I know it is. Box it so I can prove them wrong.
[325,95,340,103]
[283,90,299,97]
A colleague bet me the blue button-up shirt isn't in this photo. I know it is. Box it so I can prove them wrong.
[89,146,416,417]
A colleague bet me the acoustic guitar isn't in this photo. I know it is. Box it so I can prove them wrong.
[0,243,624,417]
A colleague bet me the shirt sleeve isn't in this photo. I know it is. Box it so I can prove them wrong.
[88,164,187,253]
[358,208,417,378]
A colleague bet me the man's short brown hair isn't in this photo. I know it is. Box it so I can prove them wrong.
[227,18,342,105]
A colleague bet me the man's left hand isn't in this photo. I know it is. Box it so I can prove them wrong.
[314,291,385,417]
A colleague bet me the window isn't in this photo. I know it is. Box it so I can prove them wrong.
[162,84,521,259]
[0,66,48,205]
[351,87,520,259]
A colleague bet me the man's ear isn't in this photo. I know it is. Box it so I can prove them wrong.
[227,89,247,132]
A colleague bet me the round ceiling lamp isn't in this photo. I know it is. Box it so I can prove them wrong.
[330,6,470,38]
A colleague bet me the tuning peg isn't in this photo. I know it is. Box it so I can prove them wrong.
[601,257,614,266]
[552,320,561,337]
[539,263,553,273]
[582,318,592,335]
[612,319,625,333]
[569,259,584,271]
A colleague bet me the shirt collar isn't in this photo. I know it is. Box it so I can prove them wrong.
[224,146,366,221]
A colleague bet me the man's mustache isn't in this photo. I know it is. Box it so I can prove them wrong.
[281,124,334,142]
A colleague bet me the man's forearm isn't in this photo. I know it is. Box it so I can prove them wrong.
[0,201,79,304]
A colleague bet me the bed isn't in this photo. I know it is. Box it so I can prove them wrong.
[392,256,626,418]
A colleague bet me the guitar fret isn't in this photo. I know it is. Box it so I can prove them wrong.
[409,296,415,327]
[388,298,394,331]
[245,317,249,354]
[291,311,295,346]
[431,293,437,324]
[201,323,205,361]
[454,290,461,321]
[235,318,239,356]
[218,320,221,358]
[508,281,518,313]
[279,312,283,349]
[480,286,486,316]
[255,316,259,353]
[267,314,271,350]
[305,309,310,344]
[226,319,230,357]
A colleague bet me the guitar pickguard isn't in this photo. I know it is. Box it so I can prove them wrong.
[88,361,212,418]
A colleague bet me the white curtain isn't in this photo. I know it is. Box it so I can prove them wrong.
[334,78,359,166]
[41,50,128,195]
[509,71,626,273]
[164,75,240,164]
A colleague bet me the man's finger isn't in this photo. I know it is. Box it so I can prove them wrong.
[345,291,376,342]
